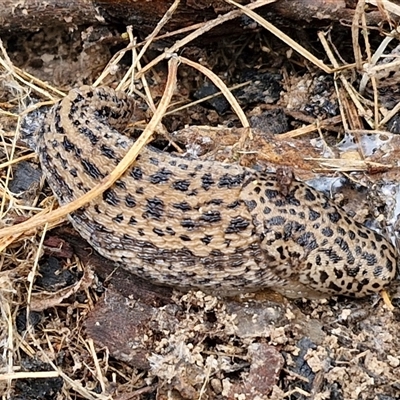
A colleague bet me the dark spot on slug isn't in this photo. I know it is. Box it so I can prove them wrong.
[130,166,143,180]
[225,216,250,234]
[172,180,190,191]
[103,189,119,206]
[201,173,215,190]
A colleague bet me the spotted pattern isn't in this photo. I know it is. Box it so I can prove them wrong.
[36,86,399,298]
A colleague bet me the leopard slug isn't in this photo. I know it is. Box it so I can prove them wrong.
[37,86,398,298]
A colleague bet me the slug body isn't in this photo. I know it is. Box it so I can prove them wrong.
[37,86,398,298]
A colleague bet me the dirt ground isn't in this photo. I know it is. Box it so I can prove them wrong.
[0,4,400,400]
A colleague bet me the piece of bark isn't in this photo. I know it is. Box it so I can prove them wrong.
[0,0,392,36]
[226,343,285,398]
[0,0,99,32]
[84,288,180,370]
